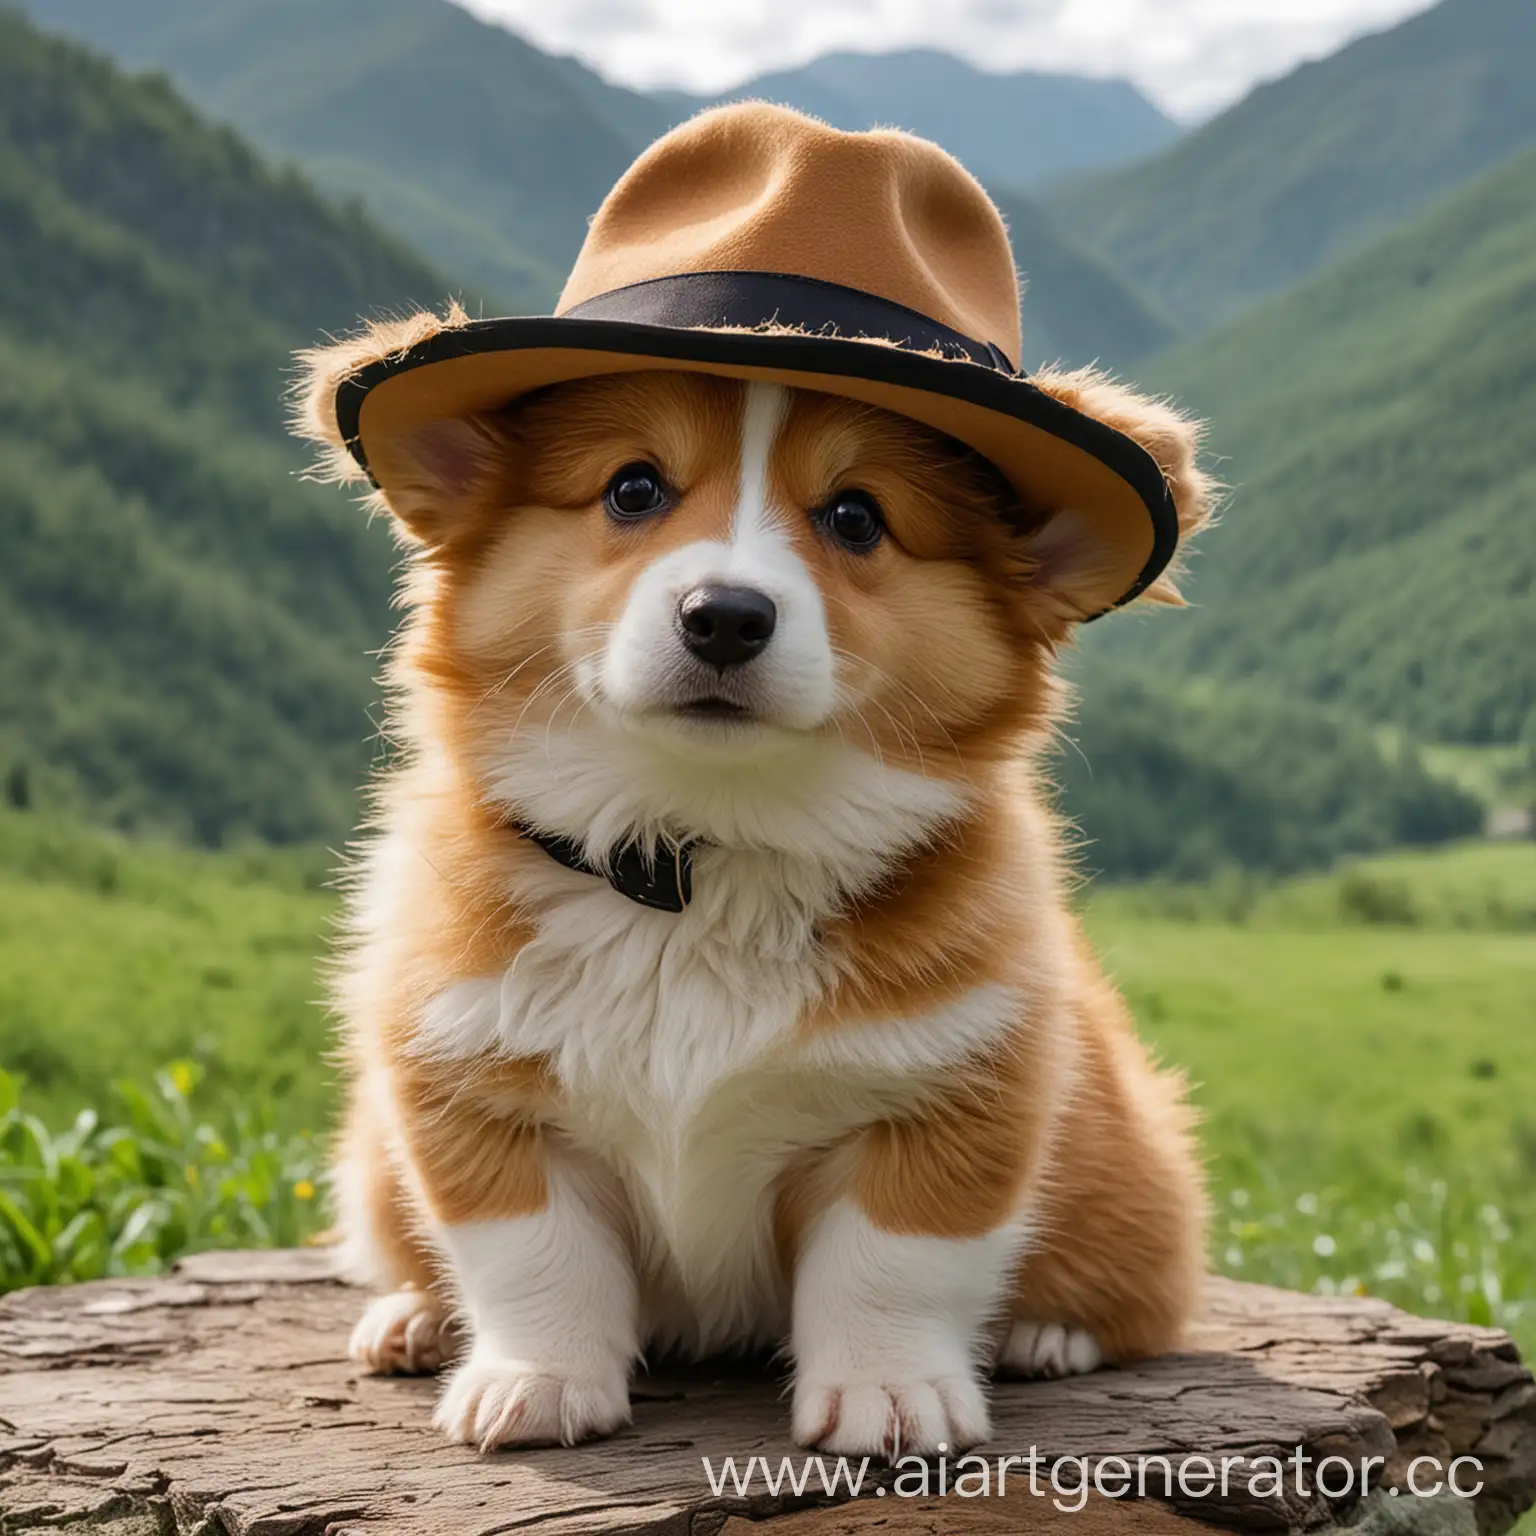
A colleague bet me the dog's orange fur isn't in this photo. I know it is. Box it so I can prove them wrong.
[297,335,1213,1425]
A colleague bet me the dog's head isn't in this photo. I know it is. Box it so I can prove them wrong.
[297,330,1209,847]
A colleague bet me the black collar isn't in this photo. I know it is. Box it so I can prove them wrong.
[516,823,694,913]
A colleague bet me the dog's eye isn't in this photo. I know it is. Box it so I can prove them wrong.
[818,490,885,553]
[604,462,668,522]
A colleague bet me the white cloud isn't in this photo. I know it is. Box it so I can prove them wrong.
[452,0,1436,120]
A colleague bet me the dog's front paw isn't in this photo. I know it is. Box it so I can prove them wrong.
[997,1320,1103,1380]
[349,1287,457,1375]
[792,1371,989,1457]
[433,1353,631,1451]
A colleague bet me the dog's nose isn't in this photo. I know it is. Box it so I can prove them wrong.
[677,585,777,668]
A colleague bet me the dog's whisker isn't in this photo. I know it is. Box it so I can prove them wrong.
[470,624,616,717]
[829,649,967,778]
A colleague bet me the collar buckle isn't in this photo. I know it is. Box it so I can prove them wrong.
[516,823,694,912]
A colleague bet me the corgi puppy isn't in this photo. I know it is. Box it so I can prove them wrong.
[295,325,1211,1458]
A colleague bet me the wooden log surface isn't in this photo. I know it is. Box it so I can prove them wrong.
[1,1250,1532,1535]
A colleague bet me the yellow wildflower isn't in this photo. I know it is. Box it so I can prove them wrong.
[293,1179,317,1201]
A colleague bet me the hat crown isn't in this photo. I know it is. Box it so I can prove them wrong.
[556,102,1022,366]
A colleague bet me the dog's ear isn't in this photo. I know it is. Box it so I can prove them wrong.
[290,303,501,545]
[1021,367,1216,619]
[373,416,510,545]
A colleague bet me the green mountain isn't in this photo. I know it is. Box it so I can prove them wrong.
[1102,147,1536,747]
[1056,661,1478,883]
[21,0,674,310]
[0,11,1479,876]
[663,48,1179,190]
[1044,0,1536,332]
[0,11,443,842]
[22,0,1175,370]
[992,190,1176,369]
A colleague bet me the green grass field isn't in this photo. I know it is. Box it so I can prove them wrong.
[3,808,1533,1369]
[1086,842,1536,1356]
[1090,841,1536,1183]
[0,809,335,1131]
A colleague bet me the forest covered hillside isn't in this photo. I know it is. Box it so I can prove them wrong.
[21,0,1181,372]
[1103,147,1536,747]
[1044,0,1536,332]
[0,13,445,842]
[22,0,667,309]
[0,10,1486,877]
[991,188,1178,369]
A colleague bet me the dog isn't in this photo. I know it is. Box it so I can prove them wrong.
[292,103,1212,1458]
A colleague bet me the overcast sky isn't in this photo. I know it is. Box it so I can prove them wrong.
[453,0,1435,121]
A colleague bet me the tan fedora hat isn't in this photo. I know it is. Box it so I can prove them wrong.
[333,102,1178,616]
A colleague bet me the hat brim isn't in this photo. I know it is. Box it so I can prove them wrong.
[335,317,1177,618]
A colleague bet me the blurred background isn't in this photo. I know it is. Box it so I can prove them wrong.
[0,0,1531,1395]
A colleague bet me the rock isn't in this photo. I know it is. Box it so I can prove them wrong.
[1,1250,1532,1534]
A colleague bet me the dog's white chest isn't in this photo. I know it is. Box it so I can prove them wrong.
[574,1064,823,1353]
[423,851,838,1349]
[418,844,1016,1355]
